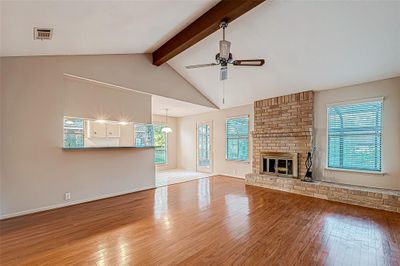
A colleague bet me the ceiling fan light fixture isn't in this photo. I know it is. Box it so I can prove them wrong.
[184,21,265,82]
[161,127,172,134]
[162,108,172,134]
[219,40,231,59]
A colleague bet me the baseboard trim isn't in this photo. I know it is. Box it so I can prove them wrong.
[214,173,245,179]
[0,185,155,220]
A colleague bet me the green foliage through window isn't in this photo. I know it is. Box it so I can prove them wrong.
[226,117,249,161]
[134,124,167,165]
[154,124,167,165]
[63,118,84,148]
[134,124,154,147]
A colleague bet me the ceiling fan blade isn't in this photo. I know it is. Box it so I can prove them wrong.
[232,59,265,66]
[220,66,228,81]
[185,63,218,69]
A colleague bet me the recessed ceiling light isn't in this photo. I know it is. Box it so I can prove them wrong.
[95,119,106,124]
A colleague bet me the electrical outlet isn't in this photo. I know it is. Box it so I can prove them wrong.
[64,192,71,201]
[233,169,237,175]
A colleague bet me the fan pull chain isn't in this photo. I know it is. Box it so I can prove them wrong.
[222,80,225,105]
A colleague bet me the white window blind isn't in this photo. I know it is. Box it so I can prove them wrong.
[226,117,249,161]
[327,99,383,172]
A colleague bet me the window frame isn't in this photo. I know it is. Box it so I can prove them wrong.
[153,123,168,165]
[225,115,250,162]
[133,123,154,148]
[325,97,384,174]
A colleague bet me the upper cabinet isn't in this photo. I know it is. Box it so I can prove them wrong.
[87,121,120,138]
[88,121,106,138]
[106,123,120,138]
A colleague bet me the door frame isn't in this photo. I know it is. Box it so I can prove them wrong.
[196,121,213,173]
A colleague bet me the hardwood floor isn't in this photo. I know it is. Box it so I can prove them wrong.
[1,176,399,266]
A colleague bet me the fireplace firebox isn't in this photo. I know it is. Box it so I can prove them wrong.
[260,152,298,178]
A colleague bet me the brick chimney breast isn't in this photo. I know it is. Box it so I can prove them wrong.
[252,91,314,178]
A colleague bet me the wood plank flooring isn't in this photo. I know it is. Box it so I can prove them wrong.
[1,176,399,265]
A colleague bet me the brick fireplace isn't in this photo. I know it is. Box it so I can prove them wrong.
[252,91,314,178]
[246,90,400,213]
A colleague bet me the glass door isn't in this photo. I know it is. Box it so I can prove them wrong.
[197,121,213,173]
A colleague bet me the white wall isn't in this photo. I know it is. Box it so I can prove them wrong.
[314,77,400,190]
[0,56,159,218]
[62,54,216,109]
[152,114,177,171]
[177,104,253,178]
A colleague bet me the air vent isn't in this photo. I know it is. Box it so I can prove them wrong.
[33,28,53,40]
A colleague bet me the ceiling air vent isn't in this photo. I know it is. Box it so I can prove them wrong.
[33,28,53,40]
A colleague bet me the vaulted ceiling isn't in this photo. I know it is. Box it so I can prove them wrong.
[0,0,217,56]
[2,0,400,111]
[168,0,400,108]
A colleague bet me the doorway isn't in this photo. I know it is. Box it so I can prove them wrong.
[197,121,213,173]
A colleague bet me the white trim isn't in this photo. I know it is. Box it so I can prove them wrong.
[196,120,213,173]
[214,173,245,179]
[225,115,250,162]
[0,185,155,220]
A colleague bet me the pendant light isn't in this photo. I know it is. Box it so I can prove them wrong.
[161,108,172,133]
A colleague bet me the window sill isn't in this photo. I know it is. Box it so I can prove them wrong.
[325,168,386,175]
[226,159,250,164]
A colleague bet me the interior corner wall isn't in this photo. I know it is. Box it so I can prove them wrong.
[0,56,156,219]
[0,57,3,216]
[314,76,400,190]
[152,114,177,171]
[176,104,254,178]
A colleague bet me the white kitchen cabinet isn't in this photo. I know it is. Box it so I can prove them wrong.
[106,123,120,138]
[88,121,106,138]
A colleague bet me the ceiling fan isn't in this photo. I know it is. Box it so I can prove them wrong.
[185,21,265,81]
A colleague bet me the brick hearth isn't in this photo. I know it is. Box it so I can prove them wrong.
[246,174,400,213]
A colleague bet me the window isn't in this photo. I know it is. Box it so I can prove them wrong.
[327,99,383,172]
[226,116,249,161]
[153,124,167,165]
[134,124,154,147]
[198,123,211,167]
[134,124,167,165]
[63,117,84,148]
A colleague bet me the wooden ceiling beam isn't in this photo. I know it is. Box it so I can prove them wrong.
[152,0,265,66]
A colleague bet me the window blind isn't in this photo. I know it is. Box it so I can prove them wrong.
[327,100,383,172]
[226,117,249,161]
